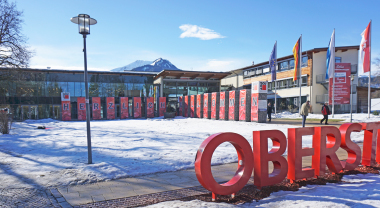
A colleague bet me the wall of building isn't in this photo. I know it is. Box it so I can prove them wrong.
[243,58,312,86]
[311,49,358,114]
[220,70,244,90]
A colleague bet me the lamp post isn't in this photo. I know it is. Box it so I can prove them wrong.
[71,14,97,164]
[350,74,355,123]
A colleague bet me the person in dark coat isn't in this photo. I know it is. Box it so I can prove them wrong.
[320,102,330,125]
[267,102,273,122]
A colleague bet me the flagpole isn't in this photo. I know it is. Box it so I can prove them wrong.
[332,29,335,118]
[368,20,372,118]
[275,41,277,114]
[299,35,302,115]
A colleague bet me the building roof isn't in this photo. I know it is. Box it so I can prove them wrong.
[235,45,360,71]
[154,70,231,80]
[0,67,158,76]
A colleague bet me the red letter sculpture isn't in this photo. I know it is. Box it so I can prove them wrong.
[288,127,315,181]
[313,126,343,175]
[360,122,380,166]
[339,123,362,170]
[253,130,288,188]
[195,133,254,196]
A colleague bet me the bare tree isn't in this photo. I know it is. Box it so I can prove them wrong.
[0,0,32,68]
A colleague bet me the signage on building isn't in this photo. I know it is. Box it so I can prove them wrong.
[120,97,129,119]
[77,97,86,120]
[195,122,376,197]
[329,63,351,105]
[133,97,141,118]
[61,92,71,121]
[251,93,258,121]
[146,97,154,118]
[251,81,268,93]
[107,97,115,120]
[159,97,166,117]
[92,97,101,120]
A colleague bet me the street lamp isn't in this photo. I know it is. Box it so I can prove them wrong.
[71,14,97,164]
[350,74,355,123]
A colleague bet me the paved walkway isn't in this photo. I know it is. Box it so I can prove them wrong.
[271,118,344,127]
[54,142,357,207]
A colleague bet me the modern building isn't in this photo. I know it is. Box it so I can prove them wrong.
[0,68,157,120]
[153,69,230,108]
[237,45,360,114]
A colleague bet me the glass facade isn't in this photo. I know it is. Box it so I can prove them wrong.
[0,69,155,120]
[163,81,220,98]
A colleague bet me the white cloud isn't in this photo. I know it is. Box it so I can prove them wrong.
[179,24,225,40]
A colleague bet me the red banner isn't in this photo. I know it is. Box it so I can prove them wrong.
[239,90,246,121]
[107,97,115,120]
[159,97,166,117]
[178,96,183,116]
[251,93,258,121]
[61,101,71,121]
[228,91,235,120]
[184,96,188,117]
[211,93,217,119]
[219,92,225,120]
[146,97,154,118]
[329,63,351,105]
[92,97,101,120]
[203,93,209,118]
[77,97,86,120]
[120,97,129,119]
[196,94,201,118]
[190,95,195,117]
[134,97,141,118]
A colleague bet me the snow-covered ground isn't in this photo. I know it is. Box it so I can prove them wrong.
[145,173,380,208]
[0,113,378,189]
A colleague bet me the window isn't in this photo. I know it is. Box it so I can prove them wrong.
[301,76,307,86]
[335,57,342,63]
[302,56,308,67]
[268,82,272,90]
[279,61,288,70]
[257,68,263,74]
[263,66,270,73]
[289,60,295,69]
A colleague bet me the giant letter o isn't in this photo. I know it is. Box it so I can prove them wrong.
[194,133,254,195]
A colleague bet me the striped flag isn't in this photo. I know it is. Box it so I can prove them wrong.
[360,22,371,73]
[292,38,300,81]
[326,30,335,79]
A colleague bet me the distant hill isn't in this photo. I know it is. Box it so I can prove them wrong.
[111,60,151,72]
[111,58,181,72]
[131,58,180,72]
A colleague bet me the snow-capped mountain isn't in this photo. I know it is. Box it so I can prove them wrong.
[111,60,152,72]
[131,58,180,72]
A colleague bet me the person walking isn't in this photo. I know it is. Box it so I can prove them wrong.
[267,102,273,122]
[300,101,310,127]
[320,102,330,125]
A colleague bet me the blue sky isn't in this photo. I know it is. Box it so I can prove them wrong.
[15,0,379,72]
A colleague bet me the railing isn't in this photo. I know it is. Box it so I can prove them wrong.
[316,94,329,103]
[316,74,327,83]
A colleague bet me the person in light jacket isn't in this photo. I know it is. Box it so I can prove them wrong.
[300,101,310,127]
[320,102,331,125]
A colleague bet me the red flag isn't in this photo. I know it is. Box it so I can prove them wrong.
[360,21,371,73]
